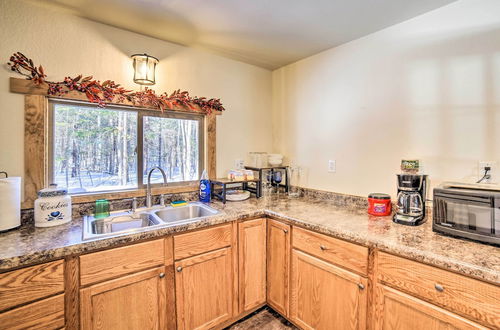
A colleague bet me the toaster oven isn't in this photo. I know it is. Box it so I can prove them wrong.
[433,183,500,245]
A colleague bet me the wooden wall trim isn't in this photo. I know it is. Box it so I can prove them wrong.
[23,95,48,209]
[207,113,217,179]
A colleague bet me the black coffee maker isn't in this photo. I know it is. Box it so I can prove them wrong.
[393,174,428,226]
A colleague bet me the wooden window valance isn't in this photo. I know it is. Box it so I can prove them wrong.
[10,77,218,209]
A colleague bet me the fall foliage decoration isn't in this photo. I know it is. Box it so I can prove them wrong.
[7,52,225,113]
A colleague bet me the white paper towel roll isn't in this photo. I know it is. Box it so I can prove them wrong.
[0,177,21,231]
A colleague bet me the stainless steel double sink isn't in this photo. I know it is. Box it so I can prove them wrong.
[83,202,220,240]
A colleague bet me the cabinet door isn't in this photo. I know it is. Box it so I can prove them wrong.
[175,247,234,330]
[80,267,166,330]
[373,285,486,330]
[267,219,290,316]
[290,249,367,330]
[239,218,267,313]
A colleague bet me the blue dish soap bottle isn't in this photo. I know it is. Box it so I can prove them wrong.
[199,170,211,202]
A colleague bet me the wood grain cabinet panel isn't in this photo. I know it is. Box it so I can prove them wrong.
[0,259,64,311]
[373,285,486,330]
[79,239,165,286]
[239,218,267,313]
[175,247,234,330]
[174,224,232,260]
[267,219,290,316]
[377,252,500,328]
[293,227,368,275]
[0,294,65,330]
[290,249,368,330]
[80,267,167,330]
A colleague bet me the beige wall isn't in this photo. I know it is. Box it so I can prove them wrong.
[272,0,500,198]
[0,0,272,188]
[3,0,500,201]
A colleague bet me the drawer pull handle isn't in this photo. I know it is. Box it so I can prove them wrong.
[434,284,444,292]
[358,283,365,290]
[176,266,183,272]
[159,272,165,278]
[283,229,288,234]
[320,245,328,251]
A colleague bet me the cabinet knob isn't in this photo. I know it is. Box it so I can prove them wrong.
[434,284,444,292]
[358,283,365,290]
[159,272,165,278]
[176,266,183,272]
[283,229,288,234]
[320,245,328,251]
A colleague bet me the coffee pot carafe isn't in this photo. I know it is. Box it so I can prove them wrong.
[393,174,428,226]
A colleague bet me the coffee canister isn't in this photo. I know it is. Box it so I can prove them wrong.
[34,184,72,227]
[368,193,392,216]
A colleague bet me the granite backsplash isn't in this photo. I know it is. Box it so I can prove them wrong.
[20,187,381,225]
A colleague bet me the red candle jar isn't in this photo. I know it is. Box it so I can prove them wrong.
[368,193,392,216]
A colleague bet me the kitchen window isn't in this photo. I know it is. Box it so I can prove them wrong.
[48,100,204,194]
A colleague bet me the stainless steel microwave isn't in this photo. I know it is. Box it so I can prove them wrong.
[433,183,500,245]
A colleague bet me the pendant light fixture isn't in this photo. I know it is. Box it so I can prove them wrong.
[131,53,159,85]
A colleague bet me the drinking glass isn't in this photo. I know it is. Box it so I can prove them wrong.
[273,171,282,197]
[288,166,301,197]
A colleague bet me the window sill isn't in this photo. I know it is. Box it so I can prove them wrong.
[69,184,198,204]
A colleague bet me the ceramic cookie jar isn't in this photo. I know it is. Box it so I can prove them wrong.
[34,184,72,227]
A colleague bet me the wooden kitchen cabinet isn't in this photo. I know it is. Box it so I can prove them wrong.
[0,259,65,311]
[0,294,65,330]
[80,266,167,330]
[290,249,368,330]
[79,239,165,286]
[376,251,500,329]
[266,219,290,316]
[373,285,485,330]
[238,218,267,313]
[0,259,66,330]
[175,247,234,330]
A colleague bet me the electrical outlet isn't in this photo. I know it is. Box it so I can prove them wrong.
[478,161,497,183]
[328,160,336,173]
[235,159,244,170]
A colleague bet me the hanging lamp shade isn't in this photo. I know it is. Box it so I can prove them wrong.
[131,53,159,85]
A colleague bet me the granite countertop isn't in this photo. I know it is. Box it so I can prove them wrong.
[0,196,499,284]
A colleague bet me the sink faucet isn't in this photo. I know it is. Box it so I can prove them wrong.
[146,166,168,208]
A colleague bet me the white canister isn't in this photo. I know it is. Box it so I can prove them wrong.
[34,184,72,227]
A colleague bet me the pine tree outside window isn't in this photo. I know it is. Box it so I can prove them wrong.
[48,100,204,194]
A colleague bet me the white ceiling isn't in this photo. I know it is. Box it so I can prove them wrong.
[40,0,457,70]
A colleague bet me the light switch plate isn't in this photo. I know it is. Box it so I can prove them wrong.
[328,160,336,173]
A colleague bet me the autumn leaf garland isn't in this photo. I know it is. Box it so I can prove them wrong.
[7,52,225,113]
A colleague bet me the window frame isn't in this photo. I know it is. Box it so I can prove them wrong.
[47,99,205,194]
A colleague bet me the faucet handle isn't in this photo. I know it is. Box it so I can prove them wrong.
[160,194,166,207]
[131,197,137,213]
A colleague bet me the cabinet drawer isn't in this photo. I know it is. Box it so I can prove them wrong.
[0,260,64,311]
[292,227,368,275]
[80,239,165,286]
[377,252,500,329]
[174,224,232,260]
[0,294,65,330]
